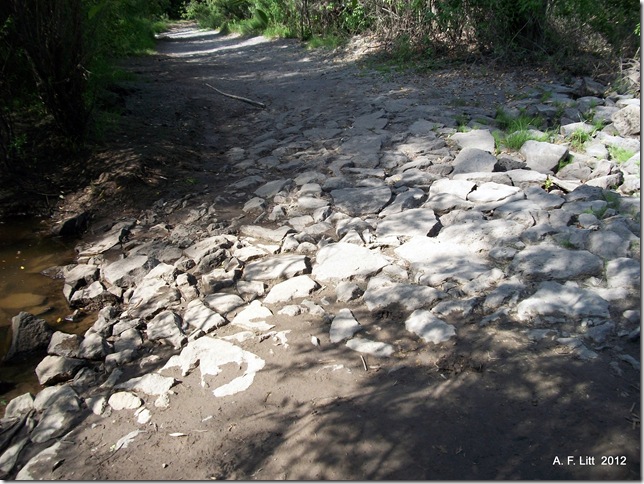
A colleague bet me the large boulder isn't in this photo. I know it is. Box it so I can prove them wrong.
[4,313,53,362]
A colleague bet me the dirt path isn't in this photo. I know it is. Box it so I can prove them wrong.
[16,24,641,480]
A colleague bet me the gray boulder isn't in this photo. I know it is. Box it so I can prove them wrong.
[611,104,640,136]
[451,148,497,174]
[330,186,392,216]
[35,356,85,386]
[520,141,568,174]
[4,312,53,362]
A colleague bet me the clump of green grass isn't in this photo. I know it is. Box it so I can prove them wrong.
[568,128,592,150]
[306,34,345,49]
[608,146,636,164]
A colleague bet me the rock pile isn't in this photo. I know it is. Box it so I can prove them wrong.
[1,60,640,478]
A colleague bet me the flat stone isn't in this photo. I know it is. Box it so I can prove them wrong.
[115,373,176,396]
[451,129,495,152]
[103,255,158,287]
[204,293,245,314]
[264,275,320,304]
[405,310,456,344]
[161,336,265,397]
[516,281,610,321]
[63,264,99,289]
[429,179,476,200]
[231,300,274,331]
[4,393,34,418]
[78,332,110,360]
[312,243,389,281]
[35,355,85,386]
[395,236,490,286]
[467,182,523,204]
[127,278,181,319]
[108,391,143,410]
[363,276,446,312]
[5,312,53,362]
[451,147,497,174]
[243,254,309,281]
[510,245,603,280]
[378,188,426,217]
[335,281,363,302]
[345,337,394,357]
[183,299,227,333]
[146,311,186,349]
[520,141,568,174]
[376,208,439,238]
[330,186,392,216]
[254,179,292,198]
[329,308,362,343]
[243,197,266,212]
[606,257,640,290]
[183,235,235,264]
[239,225,295,242]
[30,385,81,443]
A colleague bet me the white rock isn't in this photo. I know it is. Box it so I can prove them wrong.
[330,309,362,343]
[108,391,143,411]
[264,275,320,304]
[405,310,456,344]
[312,243,389,281]
[345,337,394,357]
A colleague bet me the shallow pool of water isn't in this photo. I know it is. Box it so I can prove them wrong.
[0,217,87,409]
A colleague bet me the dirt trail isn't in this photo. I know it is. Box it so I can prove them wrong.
[18,24,641,480]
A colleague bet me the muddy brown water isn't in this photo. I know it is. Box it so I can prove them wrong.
[0,218,93,411]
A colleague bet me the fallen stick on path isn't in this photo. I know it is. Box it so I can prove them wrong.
[205,83,266,108]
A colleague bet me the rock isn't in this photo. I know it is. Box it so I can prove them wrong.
[4,393,34,419]
[560,121,595,137]
[127,278,181,319]
[429,179,476,200]
[200,268,240,294]
[510,245,604,280]
[237,280,266,300]
[520,141,568,174]
[103,255,158,287]
[183,299,227,333]
[204,293,245,314]
[56,210,91,237]
[595,131,640,153]
[108,391,143,410]
[47,331,80,358]
[105,349,138,372]
[69,280,114,308]
[451,147,497,174]
[243,197,266,212]
[231,300,274,331]
[312,243,389,281]
[345,337,394,357]
[63,264,99,290]
[243,254,310,281]
[586,322,615,343]
[329,309,362,343]
[160,336,265,397]
[146,311,186,349]
[612,104,640,136]
[264,275,320,304]
[115,373,176,396]
[363,276,446,312]
[376,208,440,238]
[30,385,82,443]
[378,188,426,217]
[395,235,490,286]
[240,225,295,243]
[35,355,84,386]
[404,310,456,344]
[586,231,630,259]
[78,332,110,360]
[451,129,495,152]
[335,281,363,302]
[516,281,610,321]
[183,235,235,264]
[254,179,292,198]
[4,312,53,362]
[330,186,392,216]
[605,257,640,291]
[15,441,64,480]
[467,182,523,204]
